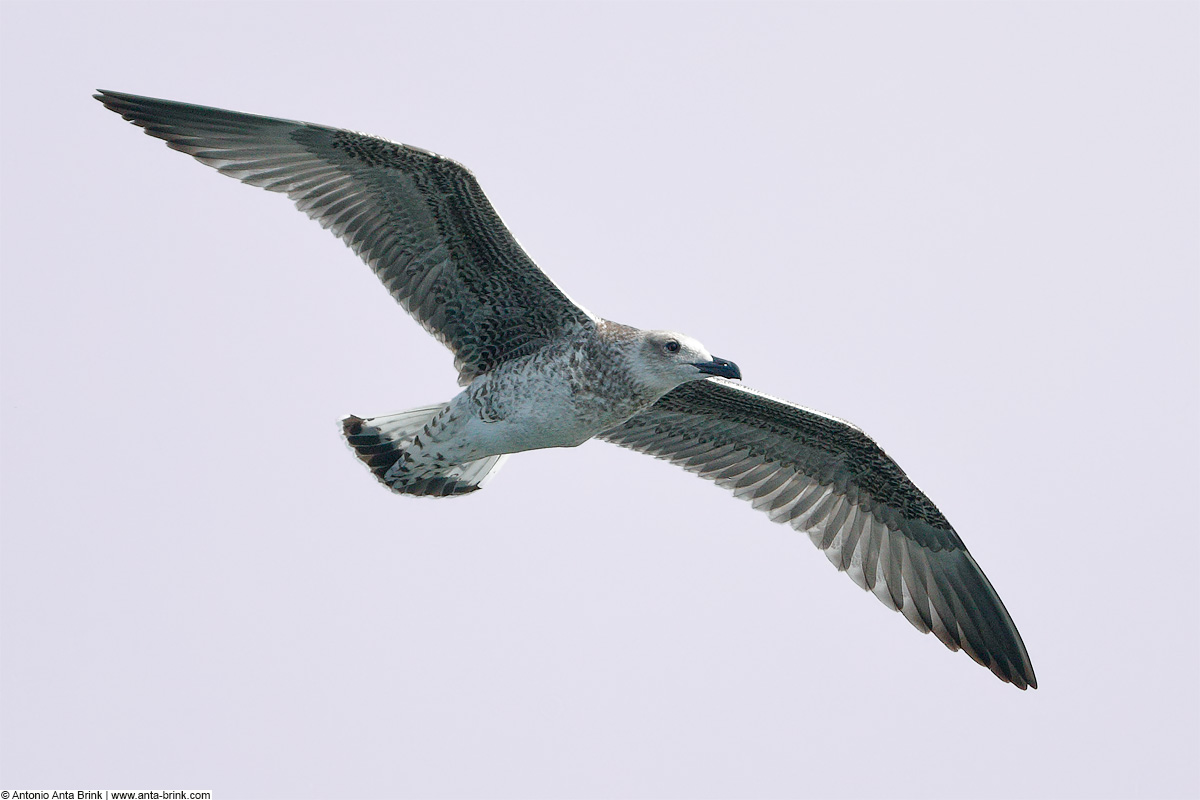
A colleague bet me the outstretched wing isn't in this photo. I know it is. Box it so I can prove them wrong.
[95,90,596,385]
[599,378,1036,689]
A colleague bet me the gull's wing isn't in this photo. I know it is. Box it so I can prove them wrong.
[599,378,1036,689]
[95,90,596,385]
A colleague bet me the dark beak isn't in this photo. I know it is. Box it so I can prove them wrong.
[694,356,742,380]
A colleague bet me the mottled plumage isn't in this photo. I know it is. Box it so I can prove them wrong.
[96,90,1036,689]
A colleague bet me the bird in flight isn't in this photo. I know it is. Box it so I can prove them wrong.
[96,90,1036,689]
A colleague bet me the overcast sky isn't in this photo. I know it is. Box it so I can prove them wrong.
[2,2,1197,798]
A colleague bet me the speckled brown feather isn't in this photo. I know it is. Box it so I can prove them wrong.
[600,379,1037,689]
[94,90,596,385]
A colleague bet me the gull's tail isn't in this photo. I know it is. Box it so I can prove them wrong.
[340,406,506,497]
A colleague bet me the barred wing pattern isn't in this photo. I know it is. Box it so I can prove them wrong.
[95,91,596,385]
[600,379,1036,689]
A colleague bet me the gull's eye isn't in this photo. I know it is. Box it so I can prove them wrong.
[664,340,680,353]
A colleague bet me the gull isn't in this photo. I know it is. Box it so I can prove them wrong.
[95,90,1036,689]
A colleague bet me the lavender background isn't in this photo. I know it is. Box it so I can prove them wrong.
[2,2,1197,798]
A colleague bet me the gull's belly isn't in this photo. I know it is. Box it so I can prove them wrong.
[447,344,652,459]
[454,371,643,457]
[465,388,614,455]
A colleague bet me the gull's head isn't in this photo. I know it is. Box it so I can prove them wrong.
[627,329,742,397]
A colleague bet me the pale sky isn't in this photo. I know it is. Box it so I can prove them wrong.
[2,2,1198,798]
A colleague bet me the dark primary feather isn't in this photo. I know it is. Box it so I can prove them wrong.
[601,379,1037,689]
[94,90,595,385]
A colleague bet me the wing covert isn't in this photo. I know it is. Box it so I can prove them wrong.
[600,378,1036,689]
[95,90,596,384]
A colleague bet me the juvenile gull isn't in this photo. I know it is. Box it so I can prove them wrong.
[96,90,1037,689]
